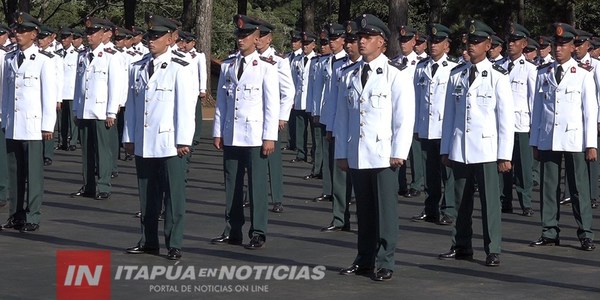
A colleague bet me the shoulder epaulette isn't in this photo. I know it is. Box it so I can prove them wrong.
[417,57,430,65]
[171,50,185,58]
[260,56,276,65]
[341,61,359,72]
[0,45,8,52]
[104,47,116,54]
[537,62,552,70]
[310,56,319,60]
[451,62,467,72]
[525,59,536,66]
[447,56,459,63]
[38,49,54,58]
[171,57,189,66]
[578,63,593,72]
[126,50,137,56]
[492,64,508,75]
[54,49,63,56]
[388,60,408,71]
[222,56,236,63]
[115,47,124,52]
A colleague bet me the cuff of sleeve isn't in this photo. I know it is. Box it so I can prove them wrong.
[107,113,116,118]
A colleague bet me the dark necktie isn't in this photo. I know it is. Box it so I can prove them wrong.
[508,61,514,73]
[17,52,25,67]
[555,65,563,84]
[361,64,370,88]
[303,56,308,67]
[402,57,408,66]
[431,63,439,77]
[468,65,477,86]
[237,57,245,80]
[148,59,154,78]
[88,52,94,63]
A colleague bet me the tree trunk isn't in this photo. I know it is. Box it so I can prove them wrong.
[237,0,247,15]
[18,0,30,13]
[429,0,443,23]
[338,0,351,24]
[181,0,195,32]
[567,0,576,26]
[387,0,407,58]
[517,0,524,24]
[4,0,22,24]
[196,0,214,105]
[302,0,315,33]
[124,0,136,29]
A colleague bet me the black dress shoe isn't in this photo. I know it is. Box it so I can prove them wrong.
[43,158,52,166]
[1,217,25,230]
[580,238,596,251]
[125,154,134,161]
[126,245,159,255]
[437,214,454,225]
[19,223,39,232]
[290,158,307,163]
[68,145,77,151]
[96,192,111,200]
[403,188,421,198]
[167,248,182,260]
[242,199,250,208]
[592,199,598,209]
[56,145,68,151]
[522,208,534,217]
[339,264,374,276]
[70,187,95,198]
[485,253,500,267]
[271,202,283,213]
[111,172,119,178]
[313,194,332,202]
[438,248,473,260]
[210,235,242,245]
[530,236,560,246]
[134,211,142,218]
[281,146,296,151]
[559,197,572,205]
[411,211,437,222]
[371,268,393,281]
[320,224,351,232]
[303,173,322,180]
[244,235,266,250]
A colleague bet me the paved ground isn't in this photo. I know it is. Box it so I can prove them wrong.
[1,120,599,300]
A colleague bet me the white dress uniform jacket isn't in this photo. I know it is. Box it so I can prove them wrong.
[314,50,346,119]
[392,51,419,76]
[1,45,58,140]
[496,55,537,133]
[0,46,8,122]
[291,51,316,110]
[414,54,458,139]
[47,48,64,104]
[61,46,79,100]
[576,53,600,122]
[259,47,295,121]
[189,49,208,94]
[334,53,415,169]
[73,43,128,120]
[321,53,356,130]
[441,59,514,164]
[122,51,196,158]
[213,51,280,147]
[530,58,597,152]
[307,53,330,115]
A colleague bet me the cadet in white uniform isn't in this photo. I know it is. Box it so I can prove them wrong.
[282,30,303,151]
[529,23,596,252]
[494,23,537,217]
[1,13,58,232]
[290,32,317,162]
[57,28,80,151]
[255,20,295,213]
[123,16,195,260]
[438,20,514,267]
[211,15,279,250]
[394,25,425,198]
[335,14,414,281]
[0,23,11,207]
[487,35,504,63]
[71,17,128,200]
[411,23,458,226]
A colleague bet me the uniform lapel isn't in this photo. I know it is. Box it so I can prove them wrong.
[10,52,18,73]
[351,62,364,95]
[468,64,483,92]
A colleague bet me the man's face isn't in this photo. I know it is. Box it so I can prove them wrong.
[291,39,301,51]
[256,33,272,52]
[132,35,142,44]
[148,32,172,56]
[524,50,537,61]
[124,37,132,48]
[414,41,427,55]
[344,39,359,58]
[114,37,127,48]
[319,43,331,55]
[185,40,196,52]
[60,35,73,49]
[15,26,37,49]
[399,36,416,55]
[176,39,186,51]
[72,37,83,48]
[302,41,315,55]
[359,34,384,58]
[0,32,8,45]
[102,29,113,43]
[507,37,527,57]
[237,30,258,53]
[468,37,492,63]
[37,35,53,49]
[487,44,502,58]
[329,36,345,53]
[86,28,105,49]
[574,40,590,59]
[429,38,448,60]
[538,45,551,58]
[554,41,575,63]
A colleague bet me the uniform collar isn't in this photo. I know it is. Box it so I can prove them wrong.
[576,52,591,65]
[20,44,38,58]
[557,57,577,70]
[259,46,276,58]
[431,53,448,64]
[294,48,303,56]
[471,58,492,70]
[333,50,347,60]
[510,54,526,63]
[239,50,259,63]
[363,52,388,70]
[150,50,172,67]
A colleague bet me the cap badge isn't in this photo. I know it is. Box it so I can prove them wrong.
[539,38,544,45]
[469,24,476,34]
[320,31,327,39]
[510,24,515,34]
[400,27,406,36]
[431,27,437,35]
[236,16,244,29]
[346,24,352,33]
[329,26,335,34]
[555,26,564,37]
[85,19,92,28]
[360,18,367,29]
[17,15,24,24]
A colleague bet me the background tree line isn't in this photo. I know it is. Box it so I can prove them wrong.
[3,0,600,99]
